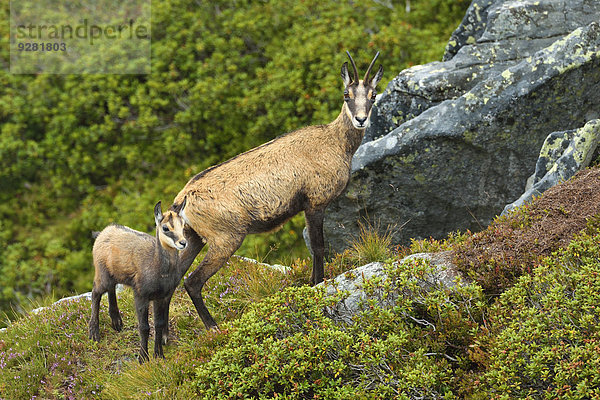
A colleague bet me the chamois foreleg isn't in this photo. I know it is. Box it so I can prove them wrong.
[153,298,169,358]
[107,284,123,332]
[184,234,244,330]
[88,281,105,342]
[157,292,173,345]
[306,210,325,285]
[134,294,151,363]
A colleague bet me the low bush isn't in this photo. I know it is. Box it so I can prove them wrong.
[2,206,600,398]
[470,222,600,399]
[193,255,485,399]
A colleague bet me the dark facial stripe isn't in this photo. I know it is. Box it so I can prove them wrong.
[163,230,177,240]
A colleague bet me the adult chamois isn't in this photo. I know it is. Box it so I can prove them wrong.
[173,51,383,330]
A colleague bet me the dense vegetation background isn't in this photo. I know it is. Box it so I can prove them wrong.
[0,0,470,316]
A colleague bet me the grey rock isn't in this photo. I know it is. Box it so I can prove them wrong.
[502,119,600,214]
[320,261,387,323]
[320,252,467,323]
[30,291,92,314]
[366,0,600,141]
[443,0,496,61]
[401,252,467,290]
[324,14,600,253]
[231,255,291,273]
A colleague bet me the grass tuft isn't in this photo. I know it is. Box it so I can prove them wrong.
[347,219,395,266]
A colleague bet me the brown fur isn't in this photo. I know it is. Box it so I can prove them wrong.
[88,200,188,362]
[172,52,383,330]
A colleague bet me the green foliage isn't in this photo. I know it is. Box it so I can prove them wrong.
[1,252,482,399]
[192,256,485,399]
[402,230,470,257]
[0,0,470,315]
[471,225,600,399]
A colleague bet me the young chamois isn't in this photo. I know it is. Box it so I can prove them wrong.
[172,51,383,330]
[88,198,189,362]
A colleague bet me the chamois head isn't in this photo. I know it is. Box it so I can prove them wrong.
[154,197,188,251]
[341,51,383,130]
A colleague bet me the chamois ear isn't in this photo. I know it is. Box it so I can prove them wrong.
[178,196,187,216]
[370,64,383,88]
[172,196,187,215]
[341,62,351,87]
[154,201,163,226]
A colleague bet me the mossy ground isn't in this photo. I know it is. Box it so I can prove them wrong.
[453,167,600,296]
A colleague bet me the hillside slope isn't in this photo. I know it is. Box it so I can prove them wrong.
[1,166,599,399]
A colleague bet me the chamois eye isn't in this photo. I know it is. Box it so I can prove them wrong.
[371,93,377,101]
[162,225,169,232]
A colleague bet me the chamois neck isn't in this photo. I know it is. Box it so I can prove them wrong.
[155,230,178,277]
[330,105,365,156]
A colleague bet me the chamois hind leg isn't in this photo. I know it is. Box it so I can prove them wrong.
[153,298,169,358]
[107,284,123,332]
[134,294,151,363]
[88,280,107,342]
[306,209,325,285]
[184,234,244,330]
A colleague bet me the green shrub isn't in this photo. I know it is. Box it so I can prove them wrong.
[193,254,485,399]
[472,225,600,399]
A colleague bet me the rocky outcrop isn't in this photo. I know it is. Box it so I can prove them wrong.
[367,0,600,141]
[324,0,600,253]
[502,119,600,214]
[320,252,467,323]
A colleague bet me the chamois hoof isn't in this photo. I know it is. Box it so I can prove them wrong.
[111,316,123,332]
[89,326,100,342]
[138,351,150,364]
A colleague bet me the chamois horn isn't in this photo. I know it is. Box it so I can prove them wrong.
[364,51,380,83]
[346,50,359,84]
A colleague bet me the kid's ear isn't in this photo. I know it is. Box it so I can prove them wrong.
[172,196,187,215]
[178,196,187,216]
[154,201,163,225]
